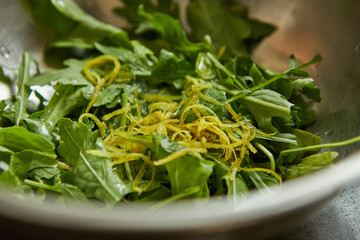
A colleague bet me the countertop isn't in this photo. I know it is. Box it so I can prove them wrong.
[279,182,360,240]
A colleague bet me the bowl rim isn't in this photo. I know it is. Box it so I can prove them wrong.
[0,150,359,232]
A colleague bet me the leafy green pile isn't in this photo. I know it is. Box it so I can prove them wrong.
[0,0,359,206]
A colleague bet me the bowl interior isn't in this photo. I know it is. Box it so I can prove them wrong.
[0,0,360,238]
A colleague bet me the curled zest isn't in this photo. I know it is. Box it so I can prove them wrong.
[82,55,121,113]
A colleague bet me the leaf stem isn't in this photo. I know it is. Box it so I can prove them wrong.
[227,73,286,103]
[24,179,61,193]
[279,135,360,159]
[146,186,200,212]
[254,142,275,171]
[121,93,134,181]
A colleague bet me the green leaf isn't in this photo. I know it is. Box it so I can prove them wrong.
[282,152,337,180]
[255,133,297,145]
[9,151,33,181]
[210,156,248,196]
[29,58,89,86]
[0,127,56,157]
[292,78,314,86]
[242,89,293,132]
[57,118,130,203]
[29,0,76,36]
[195,52,216,80]
[51,0,129,48]
[150,49,195,84]
[40,84,88,125]
[0,146,13,164]
[92,84,124,107]
[14,53,37,126]
[294,53,322,70]
[138,185,171,202]
[113,0,179,26]
[199,87,227,120]
[246,170,279,189]
[29,167,60,180]
[249,63,264,85]
[0,171,29,194]
[288,54,298,68]
[151,133,214,198]
[292,78,321,102]
[95,41,156,77]
[137,6,207,60]
[59,183,87,203]
[0,67,13,91]
[302,82,321,102]
[30,0,130,50]
[187,0,274,56]
[276,129,321,164]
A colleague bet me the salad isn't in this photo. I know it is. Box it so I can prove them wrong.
[0,0,359,205]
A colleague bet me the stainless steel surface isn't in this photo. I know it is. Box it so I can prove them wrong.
[0,0,360,239]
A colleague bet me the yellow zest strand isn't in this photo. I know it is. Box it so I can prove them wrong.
[102,105,138,121]
[82,55,121,113]
[180,104,217,124]
[57,161,73,171]
[88,150,152,166]
[79,113,107,137]
[141,94,182,102]
[217,45,227,59]
[85,73,104,113]
[225,102,242,121]
[153,148,207,166]
[199,93,223,106]
[132,162,156,193]
[149,102,178,114]
[238,167,282,184]
[134,85,142,120]
[83,55,121,86]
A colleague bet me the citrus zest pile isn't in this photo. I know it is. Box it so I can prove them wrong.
[79,55,282,193]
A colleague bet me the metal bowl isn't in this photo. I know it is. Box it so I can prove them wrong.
[0,0,359,239]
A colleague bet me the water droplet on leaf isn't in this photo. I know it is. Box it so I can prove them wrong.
[325,130,334,136]
[0,45,10,59]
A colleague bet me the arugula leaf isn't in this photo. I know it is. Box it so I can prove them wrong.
[242,89,293,132]
[113,0,179,26]
[187,0,275,55]
[0,127,57,182]
[29,167,60,180]
[92,84,129,108]
[138,185,171,202]
[40,84,88,125]
[150,49,195,84]
[0,127,56,157]
[29,58,89,86]
[210,156,248,196]
[0,171,30,194]
[95,41,156,77]
[199,87,227,120]
[29,0,75,36]
[195,52,216,80]
[0,67,13,94]
[14,53,38,126]
[136,6,207,60]
[57,118,130,203]
[58,183,87,203]
[0,146,13,165]
[276,129,321,164]
[151,134,214,198]
[246,171,279,189]
[9,151,33,181]
[288,54,298,69]
[30,0,130,50]
[282,152,337,180]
